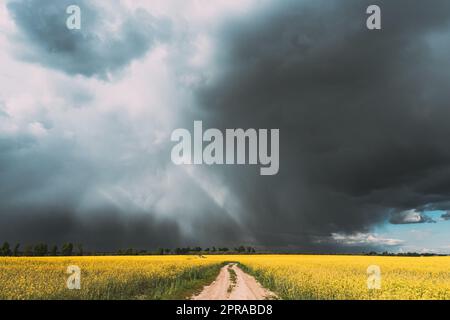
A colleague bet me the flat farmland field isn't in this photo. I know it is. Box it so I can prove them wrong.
[0,256,223,300]
[1,255,449,300]
[234,255,450,300]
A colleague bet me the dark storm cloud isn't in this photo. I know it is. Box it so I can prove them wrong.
[3,0,450,252]
[0,204,182,251]
[0,177,244,251]
[7,0,171,78]
[194,0,450,250]
[0,105,244,250]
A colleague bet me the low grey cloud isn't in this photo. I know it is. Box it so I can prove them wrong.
[330,233,404,247]
[441,212,450,220]
[7,0,171,78]
[389,210,436,225]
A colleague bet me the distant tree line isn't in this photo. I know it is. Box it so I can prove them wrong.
[116,246,257,256]
[3,241,447,257]
[0,242,83,257]
[0,241,257,257]
[365,251,446,257]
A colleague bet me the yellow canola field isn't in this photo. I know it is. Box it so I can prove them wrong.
[228,255,450,300]
[1,255,449,300]
[0,256,222,300]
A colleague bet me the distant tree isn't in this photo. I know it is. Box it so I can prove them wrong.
[34,243,48,256]
[174,248,182,255]
[76,244,83,256]
[156,248,164,255]
[125,248,135,255]
[211,247,216,252]
[164,248,171,254]
[194,247,202,252]
[51,245,58,256]
[24,244,33,256]
[1,242,12,256]
[61,243,73,256]
[205,248,210,252]
[13,243,20,256]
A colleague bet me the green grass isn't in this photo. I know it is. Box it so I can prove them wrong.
[116,263,225,300]
[227,265,238,293]
[170,263,225,300]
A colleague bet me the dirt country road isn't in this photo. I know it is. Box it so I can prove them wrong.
[192,264,278,300]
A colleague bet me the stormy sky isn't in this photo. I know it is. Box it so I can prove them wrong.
[1,0,450,252]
